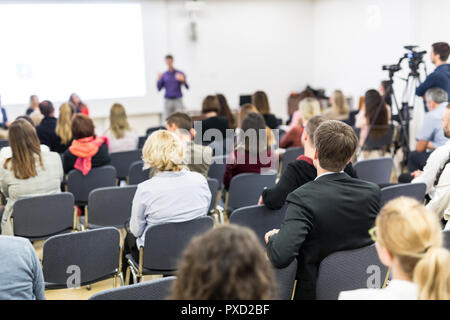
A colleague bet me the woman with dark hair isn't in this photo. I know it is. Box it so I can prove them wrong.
[223,112,274,190]
[69,93,90,116]
[216,94,236,129]
[169,225,276,300]
[0,119,63,235]
[355,89,391,149]
[62,114,110,174]
[199,95,229,145]
[252,91,279,129]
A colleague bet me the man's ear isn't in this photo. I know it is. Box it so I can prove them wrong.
[314,149,318,160]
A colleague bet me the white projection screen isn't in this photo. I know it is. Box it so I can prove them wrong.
[0,3,147,105]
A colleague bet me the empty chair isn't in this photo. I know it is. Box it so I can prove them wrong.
[229,204,287,246]
[12,193,75,240]
[42,227,122,289]
[89,276,175,300]
[281,147,304,173]
[138,136,147,149]
[207,178,220,213]
[354,157,394,185]
[381,183,426,207]
[126,216,214,284]
[444,230,450,251]
[110,150,142,181]
[82,186,137,229]
[225,173,277,212]
[316,244,389,300]
[128,160,151,185]
[273,259,297,300]
[207,155,227,185]
[0,139,8,149]
[67,165,117,206]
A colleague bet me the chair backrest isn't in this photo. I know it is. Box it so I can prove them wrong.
[273,259,297,300]
[207,155,227,185]
[381,183,426,207]
[207,178,220,212]
[443,230,450,251]
[354,157,393,185]
[89,276,175,300]
[138,136,147,149]
[143,216,214,272]
[229,204,288,246]
[67,165,117,205]
[0,139,9,148]
[316,244,388,300]
[110,150,142,180]
[281,147,304,173]
[128,160,151,185]
[228,173,277,212]
[42,227,121,288]
[12,193,74,239]
[87,186,137,228]
[363,124,395,151]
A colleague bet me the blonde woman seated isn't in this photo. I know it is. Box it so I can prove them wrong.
[280,97,321,149]
[54,103,74,153]
[123,130,211,279]
[104,103,138,153]
[0,119,63,235]
[339,197,450,300]
[324,90,350,121]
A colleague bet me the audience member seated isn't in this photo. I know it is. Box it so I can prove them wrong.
[265,120,380,300]
[287,89,316,127]
[280,97,321,149]
[407,88,449,172]
[260,116,358,210]
[69,92,90,116]
[0,235,45,300]
[124,130,211,278]
[104,103,138,153]
[238,103,276,151]
[0,104,10,139]
[0,119,63,235]
[25,95,40,116]
[54,103,74,153]
[324,90,350,121]
[252,90,279,129]
[36,100,70,153]
[339,197,450,300]
[199,95,229,146]
[62,114,110,175]
[223,113,274,190]
[169,225,276,300]
[166,112,212,178]
[216,93,236,129]
[355,89,391,158]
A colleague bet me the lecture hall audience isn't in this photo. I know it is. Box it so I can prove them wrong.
[265,120,381,300]
[104,103,138,153]
[0,119,63,235]
[169,225,276,300]
[339,197,450,300]
[62,114,110,175]
[124,130,211,280]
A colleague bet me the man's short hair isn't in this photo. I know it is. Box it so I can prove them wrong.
[425,87,448,104]
[38,100,54,118]
[166,112,192,132]
[165,54,174,60]
[314,120,358,172]
[305,115,327,146]
[432,42,450,61]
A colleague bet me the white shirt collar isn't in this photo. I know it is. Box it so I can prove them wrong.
[315,171,344,181]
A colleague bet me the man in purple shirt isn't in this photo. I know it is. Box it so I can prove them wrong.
[157,54,189,122]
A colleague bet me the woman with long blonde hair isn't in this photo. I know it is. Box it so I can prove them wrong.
[324,90,350,121]
[55,103,73,153]
[104,103,138,153]
[339,197,450,300]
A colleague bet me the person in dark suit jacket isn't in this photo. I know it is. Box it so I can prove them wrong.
[265,120,381,300]
[259,115,358,210]
[36,100,69,153]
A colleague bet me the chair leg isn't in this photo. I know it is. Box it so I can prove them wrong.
[125,266,131,285]
[119,272,125,287]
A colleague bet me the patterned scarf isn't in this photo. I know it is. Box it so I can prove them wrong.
[69,136,109,175]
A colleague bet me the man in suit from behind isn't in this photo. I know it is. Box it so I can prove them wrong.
[265,120,381,300]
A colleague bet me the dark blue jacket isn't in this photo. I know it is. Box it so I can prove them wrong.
[0,108,8,129]
[416,64,450,101]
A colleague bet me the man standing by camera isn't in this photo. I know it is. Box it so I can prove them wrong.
[157,54,189,122]
[416,42,450,101]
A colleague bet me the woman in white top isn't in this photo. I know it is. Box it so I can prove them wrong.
[124,130,211,275]
[339,197,450,300]
[0,119,63,235]
[104,103,138,153]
